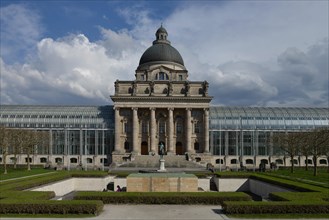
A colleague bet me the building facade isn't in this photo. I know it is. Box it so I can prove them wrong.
[110,26,212,162]
[0,26,328,169]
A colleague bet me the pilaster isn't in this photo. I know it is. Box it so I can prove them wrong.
[150,108,156,154]
[203,108,210,153]
[132,107,139,154]
[167,108,174,154]
[186,108,192,153]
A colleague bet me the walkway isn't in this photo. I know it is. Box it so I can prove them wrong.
[1,204,327,220]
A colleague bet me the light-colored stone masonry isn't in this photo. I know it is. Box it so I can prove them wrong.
[127,173,198,192]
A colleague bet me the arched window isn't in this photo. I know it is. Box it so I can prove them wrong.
[40,157,47,163]
[305,159,313,164]
[246,159,253,164]
[70,158,78,163]
[275,159,283,164]
[86,158,93,164]
[55,157,62,163]
[216,159,223,164]
[231,159,238,164]
[260,159,268,164]
[291,159,298,165]
[100,158,108,164]
[157,72,169,80]
[319,159,327,165]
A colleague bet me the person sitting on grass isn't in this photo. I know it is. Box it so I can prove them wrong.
[116,185,122,192]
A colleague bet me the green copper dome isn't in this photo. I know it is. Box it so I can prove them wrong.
[138,26,185,68]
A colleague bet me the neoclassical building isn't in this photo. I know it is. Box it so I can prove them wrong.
[0,26,328,169]
[111,26,212,160]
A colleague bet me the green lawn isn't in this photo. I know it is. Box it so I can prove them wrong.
[0,167,55,181]
[267,167,329,188]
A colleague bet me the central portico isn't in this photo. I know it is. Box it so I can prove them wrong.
[111,26,212,163]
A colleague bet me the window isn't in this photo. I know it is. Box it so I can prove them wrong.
[141,74,145,80]
[142,121,148,133]
[216,159,223,164]
[231,159,238,164]
[194,121,200,133]
[305,159,313,164]
[179,75,183,81]
[124,122,129,133]
[40,158,47,163]
[70,158,78,163]
[159,121,166,134]
[176,121,183,134]
[246,159,253,164]
[158,72,168,80]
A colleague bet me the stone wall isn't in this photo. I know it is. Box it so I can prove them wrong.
[127,173,198,192]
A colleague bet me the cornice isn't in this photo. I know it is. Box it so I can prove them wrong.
[110,95,213,103]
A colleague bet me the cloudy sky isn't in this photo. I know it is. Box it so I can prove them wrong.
[0,0,328,107]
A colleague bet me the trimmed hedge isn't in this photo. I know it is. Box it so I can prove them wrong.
[0,200,103,215]
[223,201,329,214]
[0,171,107,215]
[74,191,251,204]
[220,172,329,214]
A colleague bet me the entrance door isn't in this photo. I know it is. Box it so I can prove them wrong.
[176,142,183,155]
[141,142,148,155]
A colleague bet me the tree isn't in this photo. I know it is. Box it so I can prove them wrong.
[7,129,24,169]
[299,132,313,171]
[272,132,301,173]
[0,127,9,174]
[21,130,38,171]
[306,128,329,176]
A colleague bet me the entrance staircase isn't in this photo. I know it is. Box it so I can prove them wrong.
[118,155,205,169]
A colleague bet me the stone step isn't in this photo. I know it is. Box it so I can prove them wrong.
[119,155,204,168]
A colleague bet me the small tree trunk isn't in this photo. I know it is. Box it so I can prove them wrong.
[305,155,308,171]
[313,155,317,176]
[3,152,8,174]
[327,156,329,173]
[27,152,31,171]
[290,155,294,173]
[14,154,17,169]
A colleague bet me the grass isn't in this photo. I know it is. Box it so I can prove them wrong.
[266,167,329,188]
[228,213,329,218]
[0,167,55,181]
[0,213,95,218]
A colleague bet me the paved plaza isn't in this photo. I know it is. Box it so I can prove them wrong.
[1,204,328,220]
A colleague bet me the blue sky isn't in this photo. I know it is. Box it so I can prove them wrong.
[0,0,328,107]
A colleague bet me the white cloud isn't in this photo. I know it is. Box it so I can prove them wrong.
[0,1,328,107]
[1,32,142,105]
[0,4,43,63]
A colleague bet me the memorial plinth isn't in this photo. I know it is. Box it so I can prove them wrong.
[127,173,198,192]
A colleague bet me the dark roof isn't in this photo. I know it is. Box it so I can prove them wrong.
[138,43,184,66]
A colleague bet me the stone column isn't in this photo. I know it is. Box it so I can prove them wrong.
[203,108,210,153]
[186,108,192,153]
[114,107,121,153]
[150,108,156,154]
[132,107,139,154]
[168,108,174,154]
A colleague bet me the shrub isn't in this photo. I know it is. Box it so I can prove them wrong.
[223,201,329,214]
[0,200,103,215]
[74,191,251,205]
